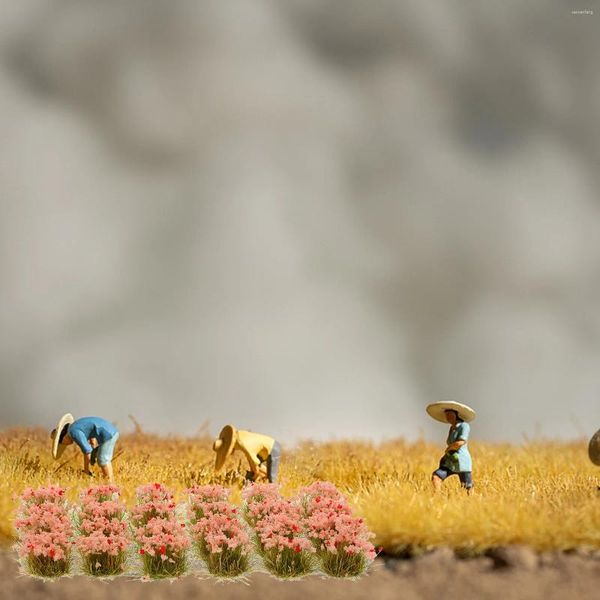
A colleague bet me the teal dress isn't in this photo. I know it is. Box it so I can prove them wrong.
[442,422,472,473]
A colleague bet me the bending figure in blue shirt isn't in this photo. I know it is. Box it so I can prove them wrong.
[51,415,119,483]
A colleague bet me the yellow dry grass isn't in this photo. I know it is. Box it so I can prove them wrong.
[1,426,599,553]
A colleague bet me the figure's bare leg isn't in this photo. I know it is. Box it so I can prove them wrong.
[432,475,443,492]
[100,462,114,483]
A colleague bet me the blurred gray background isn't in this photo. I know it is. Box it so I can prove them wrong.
[1,0,599,443]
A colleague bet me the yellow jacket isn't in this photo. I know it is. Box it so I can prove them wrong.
[236,430,275,468]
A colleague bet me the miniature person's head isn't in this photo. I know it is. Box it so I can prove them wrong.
[444,409,460,425]
[50,424,73,446]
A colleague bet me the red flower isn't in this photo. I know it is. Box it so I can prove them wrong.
[159,545,166,555]
[139,549,145,555]
[154,483,161,489]
[293,544,301,553]
[49,549,55,558]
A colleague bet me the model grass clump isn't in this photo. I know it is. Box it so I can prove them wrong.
[301,481,376,577]
[243,484,316,579]
[131,483,190,579]
[75,484,129,577]
[188,484,252,578]
[14,485,72,578]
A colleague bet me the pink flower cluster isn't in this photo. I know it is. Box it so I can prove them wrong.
[298,481,376,576]
[241,483,287,527]
[82,484,121,504]
[190,503,251,555]
[254,501,315,555]
[19,485,66,505]
[299,481,351,516]
[241,482,282,504]
[131,482,179,526]
[305,511,376,559]
[15,486,73,574]
[132,483,190,576]
[75,485,130,572]
[134,517,190,559]
[187,485,251,576]
[187,484,231,521]
[188,484,230,504]
[242,484,315,578]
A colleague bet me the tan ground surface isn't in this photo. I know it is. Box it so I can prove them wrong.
[2,548,600,600]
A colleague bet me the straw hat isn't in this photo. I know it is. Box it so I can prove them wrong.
[50,413,74,460]
[426,401,476,423]
[212,425,237,471]
[588,428,600,466]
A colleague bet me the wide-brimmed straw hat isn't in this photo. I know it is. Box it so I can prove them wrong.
[50,413,74,460]
[426,401,476,423]
[212,425,237,471]
[588,429,600,466]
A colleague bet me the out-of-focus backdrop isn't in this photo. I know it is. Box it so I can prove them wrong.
[1,1,599,443]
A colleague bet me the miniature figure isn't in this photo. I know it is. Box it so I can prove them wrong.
[50,414,120,483]
[588,428,600,490]
[213,425,281,483]
[427,401,476,494]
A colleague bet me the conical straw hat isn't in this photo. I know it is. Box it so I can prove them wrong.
[588,429,600,466]
[50,413,74,460]
[426,401,476,423]
[213,425,236,471]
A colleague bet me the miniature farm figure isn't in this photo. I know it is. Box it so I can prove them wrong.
[427,401,476,493]
[588,428,600,490]
[213,425,281,483]
[50,414,119,483]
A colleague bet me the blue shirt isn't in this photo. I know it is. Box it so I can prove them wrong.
[68,417,118,455]
[443,422,472,472]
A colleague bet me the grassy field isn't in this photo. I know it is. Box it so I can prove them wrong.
[1,425,599,554]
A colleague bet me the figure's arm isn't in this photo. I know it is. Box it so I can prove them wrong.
[83,452,92,474]
[69,429,94,473]
[446,440,466,452]
[69,429,93,454]
[238,444,260,474]
[446,423,469,452]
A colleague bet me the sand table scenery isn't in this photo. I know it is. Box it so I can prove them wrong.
[2,426,600,599]
[1,2,599,599]
[2,427,600,555]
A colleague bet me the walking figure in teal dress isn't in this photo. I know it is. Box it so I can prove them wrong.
[426,401,476,493]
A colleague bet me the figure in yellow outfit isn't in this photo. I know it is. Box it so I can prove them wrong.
[212,425,281,483]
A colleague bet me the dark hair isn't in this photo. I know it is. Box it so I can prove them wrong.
[59,423,70,443]
[444,409,463,422]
